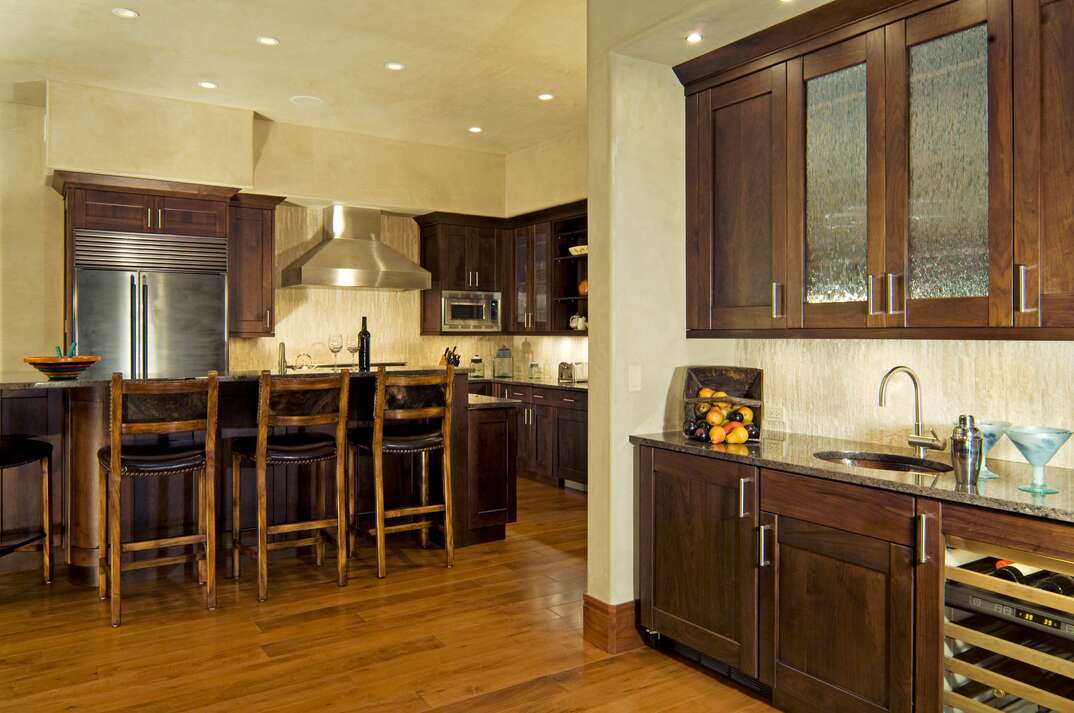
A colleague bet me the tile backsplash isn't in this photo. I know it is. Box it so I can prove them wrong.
[228,203,587,378]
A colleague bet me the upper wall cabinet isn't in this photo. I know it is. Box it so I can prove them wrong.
[677,0,1074,339]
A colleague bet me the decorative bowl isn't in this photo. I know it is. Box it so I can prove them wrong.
[568,244,589,256]
[23,355,101,381]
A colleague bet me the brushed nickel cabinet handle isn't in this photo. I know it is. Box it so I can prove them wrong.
[264,309,270,328]
[918,513,928,564]
[758,524,772,567]
[534,394,544,399]
[147,207,152,229]
[1015,264,1035,313]
[886,273,903,315]
[866,274,878,315]
[738,478,749,518]
[157,208,162,230]
[771,282,783,319]
[563,397,576,403]
[475,271,480,287]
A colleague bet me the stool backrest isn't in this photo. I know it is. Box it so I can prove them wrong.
[373,365,455,443]
[109,372,219,473]
[256,370,350,458]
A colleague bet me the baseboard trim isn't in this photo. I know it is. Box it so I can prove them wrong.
[582,594,643,654]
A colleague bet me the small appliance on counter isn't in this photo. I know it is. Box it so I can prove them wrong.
[558,361,589,384]
[493,345,513,378]
[469,354,485,378]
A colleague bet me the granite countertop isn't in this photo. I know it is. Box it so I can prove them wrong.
[469,376,588,392]
[0,365,468,391]
[467,394,522,409]
[630,430,1074,524]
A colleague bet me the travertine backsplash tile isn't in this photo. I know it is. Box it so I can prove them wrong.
[228,203,587,379]
[731,339,1074,468]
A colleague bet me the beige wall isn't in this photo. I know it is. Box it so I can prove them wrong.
[0,101,64,368]
[505,127,587,216]
[253,119,506,216]
[229,203,587,375]
[46,81,254,187]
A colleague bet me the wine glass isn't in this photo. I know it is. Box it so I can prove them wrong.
[1007,426,1073,495]
[328,334,343,371]
[975,420,1010,480]
[346,334,360,368]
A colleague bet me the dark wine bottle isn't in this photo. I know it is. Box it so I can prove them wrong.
[1037,573,1074,595]
[358,316,371,372]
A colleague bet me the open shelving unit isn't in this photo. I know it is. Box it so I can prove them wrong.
[551,213,588,333]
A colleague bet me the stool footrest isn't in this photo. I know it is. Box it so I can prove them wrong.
[369,520,433,536]
[384,504,446,519]
[122,534,206,553]
[0,531,45,558]
[267,518,337,536]
[121,552,199,572]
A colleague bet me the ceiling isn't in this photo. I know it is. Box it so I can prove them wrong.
[0,0,586,154]
[617,0,834,67]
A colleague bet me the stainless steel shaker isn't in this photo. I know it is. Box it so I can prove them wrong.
[951,415,983,486]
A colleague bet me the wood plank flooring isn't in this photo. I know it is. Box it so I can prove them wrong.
[0,478,775,712]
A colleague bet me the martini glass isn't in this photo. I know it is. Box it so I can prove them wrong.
[1007,426,1073,495]
[976,420,1010,480]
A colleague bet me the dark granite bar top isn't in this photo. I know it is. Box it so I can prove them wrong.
[468,376,588,392]
[630,430,1074,524]
[467,394,521,410]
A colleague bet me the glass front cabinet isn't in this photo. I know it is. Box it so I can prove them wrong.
[683,0,1074,337]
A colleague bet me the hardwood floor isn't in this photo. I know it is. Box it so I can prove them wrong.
[0,477,775,712]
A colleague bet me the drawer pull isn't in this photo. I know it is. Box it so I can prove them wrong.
[147,207,152,229]
[917,513,927,564]
[563,397,576,403]
[758,524,771,567]
[534,394,544,399]
[738,478,749,518]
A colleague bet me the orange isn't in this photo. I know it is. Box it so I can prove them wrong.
[705,409,723,427]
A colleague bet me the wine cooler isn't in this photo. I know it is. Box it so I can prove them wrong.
[944,536,1074,711]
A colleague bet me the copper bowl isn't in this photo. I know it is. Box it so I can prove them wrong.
[23,355,102,381]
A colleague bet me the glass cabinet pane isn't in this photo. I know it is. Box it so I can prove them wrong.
[533,224,549,324]
[805,63,868,304]
[908,24,989,300]
[514,230,528,326]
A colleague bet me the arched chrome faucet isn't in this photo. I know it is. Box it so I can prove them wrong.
[878,366,946,458]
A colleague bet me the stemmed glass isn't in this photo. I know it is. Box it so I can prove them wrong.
[346,334,360,368]
[328,334,344,371]
[1007,426,1073,495]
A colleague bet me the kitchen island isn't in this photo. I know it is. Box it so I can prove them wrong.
[0,368,518,585]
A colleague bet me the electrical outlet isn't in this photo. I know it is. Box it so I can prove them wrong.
[628,365,642,392]
[766,404,785,422]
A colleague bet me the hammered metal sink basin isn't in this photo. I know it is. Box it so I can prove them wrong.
[813,450,953,474]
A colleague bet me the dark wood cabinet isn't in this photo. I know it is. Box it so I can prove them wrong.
[554,407,587,485]
[677,0,1074,340]
[228,194,283,337]
[510,222,553,332]
[532,402,556,480]
[494,383,586,487]
[158,196,228,238]
[467,406,517,528]
[638,447,759,676]
[72,189,155,232]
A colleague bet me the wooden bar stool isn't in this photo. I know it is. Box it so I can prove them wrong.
[230,370,349,601]
[97,372,219,627]
[348,366,454,579]
[0,436,52,583]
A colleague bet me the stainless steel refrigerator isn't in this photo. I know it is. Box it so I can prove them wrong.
[73,231,228,380]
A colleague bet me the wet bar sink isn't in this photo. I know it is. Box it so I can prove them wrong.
[813,450,953,474]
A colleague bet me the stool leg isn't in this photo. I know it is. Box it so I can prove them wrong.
[335,449,347,587]
[374,450,387,579]
[231,453,241,579]
[197,468,206,585]
[315,461,326,567]
[419,452,430,549]
[442,449,454,569]
[41,455,52,584]
[109,469,122,627]
[205,466,216,612]
[347,444,358,558]
[256,456,268,602]
[97,461,108,600]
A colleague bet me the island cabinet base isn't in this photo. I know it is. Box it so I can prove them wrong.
[636,445,933,713]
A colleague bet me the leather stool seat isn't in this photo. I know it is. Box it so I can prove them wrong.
[350,427,444,454]
[232,431,337,463]
[0,437,52,469]
[97,443,205,476]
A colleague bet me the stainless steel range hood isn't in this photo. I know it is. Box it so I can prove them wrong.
[280,205,431,290]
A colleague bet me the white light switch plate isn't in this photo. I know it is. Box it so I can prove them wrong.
[628,365,642,392]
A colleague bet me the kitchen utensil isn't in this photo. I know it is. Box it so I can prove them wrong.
[23,355,101,381]
[1007,426,1073,495]
[975,420,1010,480]
[493,345,513,378]
[950,415,983,486]
[568,244,588,256]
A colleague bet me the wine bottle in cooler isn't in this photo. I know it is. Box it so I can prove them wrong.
[358,316,371,372]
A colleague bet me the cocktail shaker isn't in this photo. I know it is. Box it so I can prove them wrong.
[951,415,983,486]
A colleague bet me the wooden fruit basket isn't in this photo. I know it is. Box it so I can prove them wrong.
[683,366,763,431]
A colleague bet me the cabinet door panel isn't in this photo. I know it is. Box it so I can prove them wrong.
[158,196,228,237]
[532,222,552,331]
[702,65,788,329]
[75,189,152,232]
[532,403,555,479]
[643,449,758,675]
[512,227,531,331]
[769,515,913,713]
[516,405,535,473]
[555,407,587,484]
[467,409,514,529]
[441,225,469,291]
[887,0,1013,327]
[467,226,499,291]
[228,206,275,336]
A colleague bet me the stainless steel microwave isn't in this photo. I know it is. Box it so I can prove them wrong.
[442,290,501,332]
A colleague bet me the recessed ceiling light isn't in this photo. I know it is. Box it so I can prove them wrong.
[384,62,405,71]
[256,35,280,46]
[686,31,704,44]
[111,7,139,18]
[290,95,324,106]
[468,126,483,134]
[537,93,555,101]
[197,80,218,90]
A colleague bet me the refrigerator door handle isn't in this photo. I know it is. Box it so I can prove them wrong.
[130,274,138,378]
[141,275,149,379]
